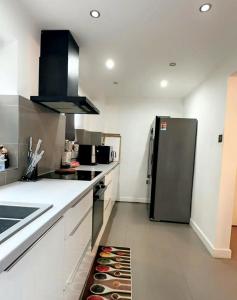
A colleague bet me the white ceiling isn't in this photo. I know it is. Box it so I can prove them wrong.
[19,0,237,100]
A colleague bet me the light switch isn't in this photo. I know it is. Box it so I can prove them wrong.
[218,135,223,143]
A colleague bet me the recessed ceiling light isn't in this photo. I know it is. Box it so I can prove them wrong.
[106,59,115,70]
[160,80,168,88]
[199,3,212,12]
[169,62,176,67]
[90,10,100,18]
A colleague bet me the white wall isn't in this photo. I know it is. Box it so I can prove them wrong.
[75,87,107,132]
[104,98,184,203]
[184,55,237,258]
[0,0,40,98]
[0,40,18,94]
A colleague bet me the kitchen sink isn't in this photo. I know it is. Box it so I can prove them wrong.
[0,202,53,244]
[0,219,20,234]
[0,205,39,219]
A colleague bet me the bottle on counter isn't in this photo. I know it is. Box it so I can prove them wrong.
[0,155,6,171]
[0,145,9,169]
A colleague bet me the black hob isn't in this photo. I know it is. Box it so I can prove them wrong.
[39,170,102,181]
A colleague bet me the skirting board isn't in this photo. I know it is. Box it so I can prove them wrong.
[118,197,147,203]
[190,219,232,259]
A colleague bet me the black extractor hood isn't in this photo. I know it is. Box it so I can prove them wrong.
[31,30,99,114]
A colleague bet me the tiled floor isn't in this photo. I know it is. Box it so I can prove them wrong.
[230,226,237,261]
[101,203,237,300]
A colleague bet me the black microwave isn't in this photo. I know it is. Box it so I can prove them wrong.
[96,146,115,164]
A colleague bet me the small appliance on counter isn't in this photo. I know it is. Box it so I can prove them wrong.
[78,145,96,165]
[95,145,115,164]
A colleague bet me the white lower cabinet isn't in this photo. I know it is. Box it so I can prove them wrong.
[103,165,120,227]
[0,167,120,300]
[63,191,93,287]
[63,240,94,300]
[0,217,65,300]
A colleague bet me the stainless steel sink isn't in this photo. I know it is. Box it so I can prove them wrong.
[0,202,53,244]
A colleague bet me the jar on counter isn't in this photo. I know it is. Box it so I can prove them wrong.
[0,145,9,169]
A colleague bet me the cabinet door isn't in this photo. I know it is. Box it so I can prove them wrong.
[0,217,65,300]
[64,208,92,286]
[112,165,120,205]
[64,240,94,300]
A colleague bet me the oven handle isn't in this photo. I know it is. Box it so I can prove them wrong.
[94,186,107,199]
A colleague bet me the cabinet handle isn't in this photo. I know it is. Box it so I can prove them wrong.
[71,190,92,208]
[105,199,112,211]
[4,216,63,272]
[69,207,92,237]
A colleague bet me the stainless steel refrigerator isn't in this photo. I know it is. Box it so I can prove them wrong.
[147,117,197,223]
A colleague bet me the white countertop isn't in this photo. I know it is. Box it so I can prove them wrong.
[0,162,119,273]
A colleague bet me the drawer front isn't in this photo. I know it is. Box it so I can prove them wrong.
[104,182,112,211]
[104,199,112,226]
[64,190,93,238]
[64,241,94,300]
[105,171,112,186]
[64,209,92,284]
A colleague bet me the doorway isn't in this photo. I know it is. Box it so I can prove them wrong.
[218,73,237,259]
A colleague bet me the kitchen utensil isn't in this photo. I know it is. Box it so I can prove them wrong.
[28,136,33,161]
[102,251,130,258]
[94,273,131,284]
[110,293,132,300]
[87,294,131,300]
[97,258,130,267]
[113,257,130,263]
[95,266,131,278]
[90,284,131,295]
[100,252,130,261]
[102,247,130,254]
[26,150,44,175]
[87,296,105,300]
[23,138,45,180]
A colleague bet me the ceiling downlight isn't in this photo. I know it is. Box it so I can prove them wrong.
[90,10,100,18]
[199,3,212,12]
[160,80,168,88]
[106,59,115,70]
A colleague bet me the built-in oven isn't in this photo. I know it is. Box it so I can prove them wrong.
[92,177,107,248]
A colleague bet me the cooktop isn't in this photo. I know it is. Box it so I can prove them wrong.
[40,170,102,181]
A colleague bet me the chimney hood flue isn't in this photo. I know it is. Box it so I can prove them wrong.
[31,30,99,115]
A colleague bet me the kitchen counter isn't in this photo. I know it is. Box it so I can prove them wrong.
[0,162,119,273]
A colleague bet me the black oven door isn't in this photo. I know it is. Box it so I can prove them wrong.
[92,179,106,248]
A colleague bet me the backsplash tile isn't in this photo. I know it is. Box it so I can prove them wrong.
[19,96,66,176]
[0,105,18,143]
[0,173,6,186]
[0,95,66,186]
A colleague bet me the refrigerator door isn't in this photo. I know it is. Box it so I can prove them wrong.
[147,120,156,217]
[153,118,197,223]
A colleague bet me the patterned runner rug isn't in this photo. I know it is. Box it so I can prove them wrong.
[81,246,132,300]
